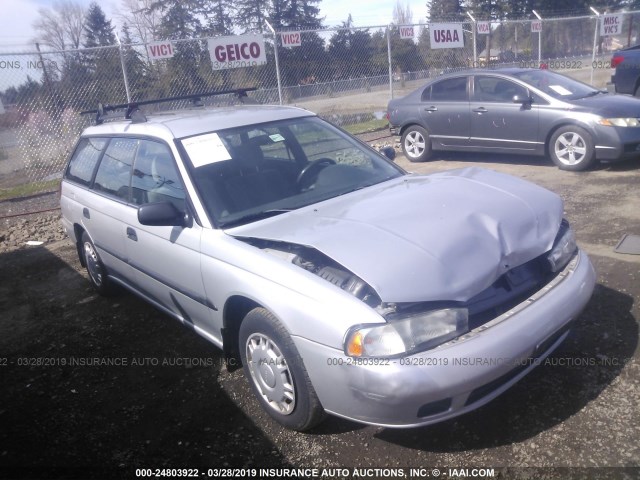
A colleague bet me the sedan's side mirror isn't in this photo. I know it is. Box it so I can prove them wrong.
[138,201,186,227]
[513,94,533,105]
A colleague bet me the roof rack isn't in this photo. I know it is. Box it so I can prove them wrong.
[81,87,258,125]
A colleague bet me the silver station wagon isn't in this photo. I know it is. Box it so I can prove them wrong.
[60,91,596,431]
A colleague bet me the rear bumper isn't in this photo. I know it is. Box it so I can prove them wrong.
[294,249,596,428]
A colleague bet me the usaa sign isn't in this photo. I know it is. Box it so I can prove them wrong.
[429,23,464,49]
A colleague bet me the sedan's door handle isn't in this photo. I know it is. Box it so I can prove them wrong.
[126,227,137,242]
[424,106,438,112]
[82,207,90,219]
[472,107,488,113]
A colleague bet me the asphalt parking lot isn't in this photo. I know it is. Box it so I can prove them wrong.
[0,143,638,479]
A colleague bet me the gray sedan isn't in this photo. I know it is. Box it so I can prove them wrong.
[387,68,640,171]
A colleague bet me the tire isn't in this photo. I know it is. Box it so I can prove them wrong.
[401,125,432,163]
[81,231,116,296]
[549,125,596,171]
[239,307,325,431]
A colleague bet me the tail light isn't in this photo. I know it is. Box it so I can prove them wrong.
[611,54,624,68]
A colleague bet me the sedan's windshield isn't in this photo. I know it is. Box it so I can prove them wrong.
[513,70,598,100]
[181,116,403,227]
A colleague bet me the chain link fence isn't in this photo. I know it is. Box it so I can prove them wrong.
[1,11,638,200]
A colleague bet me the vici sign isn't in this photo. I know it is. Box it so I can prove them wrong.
[208,34,267,70]
[429,23,464,49]
[146,41,175,60]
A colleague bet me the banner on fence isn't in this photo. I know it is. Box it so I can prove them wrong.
[477,21,490,35]
[281,31,302,47]
[146,41,175,60]
[208,34,267,70]
[531,20,542,33]
[399,25,415,39]
[429,23,464,49]
[601,14,623,36]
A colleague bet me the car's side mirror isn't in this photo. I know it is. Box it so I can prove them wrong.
[138,201,186,227]
[380,146,396,161]
[513,95,533,105]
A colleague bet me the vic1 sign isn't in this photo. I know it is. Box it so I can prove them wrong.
[146,41,174,60]
[429,23,464,49]
[601,14,623,36]
[208,34,267,70]
[531,20,542,33]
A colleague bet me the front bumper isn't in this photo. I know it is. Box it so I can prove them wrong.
[294,249,596,428]
[594,124,640,161]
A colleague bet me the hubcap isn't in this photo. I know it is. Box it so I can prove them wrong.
[555,132,587,165]
[404,131,426,158]
[245,333,295,415]
[83,241,103,287]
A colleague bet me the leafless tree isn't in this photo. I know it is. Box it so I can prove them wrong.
[392,1,413,26]
[32,0,86,51]
[117,0,162,44]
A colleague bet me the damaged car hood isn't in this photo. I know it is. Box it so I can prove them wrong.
[227,167,564,303]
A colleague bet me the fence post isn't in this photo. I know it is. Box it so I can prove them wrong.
[387,25,393,100]
[590,7,601,86]
[115,33,132,103]
[466,12,477,67]
[264,20,283,105]
[532,10,542,65]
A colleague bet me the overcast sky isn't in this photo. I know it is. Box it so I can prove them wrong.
[0,0,430,50]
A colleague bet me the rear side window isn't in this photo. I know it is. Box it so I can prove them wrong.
[65,138,108,186]
[93,138,138,201]
[431,77,468,101]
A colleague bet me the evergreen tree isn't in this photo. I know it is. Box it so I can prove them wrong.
[427,0,464,22]
[84,3,116,48]
[235,0,269,33]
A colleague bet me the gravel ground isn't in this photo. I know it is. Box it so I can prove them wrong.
[0,133,638,480]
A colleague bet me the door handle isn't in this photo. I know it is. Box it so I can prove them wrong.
[82,207,90,219]
[424,106,438,112]
[126,227,138,241]
[473,107,488,113]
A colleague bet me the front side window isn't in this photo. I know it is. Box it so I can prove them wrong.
[473,76,528,102]
[65,137,108,186]
[181,116,403,227]
[131,140,185,210]
[93,138,138,201]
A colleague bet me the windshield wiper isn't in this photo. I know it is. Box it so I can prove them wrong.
[219,209,292,228]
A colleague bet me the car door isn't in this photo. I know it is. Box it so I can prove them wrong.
[469,75,540,152]
[125,139,212,331]
[419,76,470,147]
[84,137,139,283]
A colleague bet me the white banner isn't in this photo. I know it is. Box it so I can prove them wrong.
[477,21,490,35]
[146,41,175,60]
[531,20,542,33]
[208,34,267,70]
[429,23,464,49]
[601,14,623,36]
[281,31,302,47]
[399,25,415,39]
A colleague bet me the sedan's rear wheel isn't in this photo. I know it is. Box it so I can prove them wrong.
[549,125,596,171]
[239,308,325,431]
[401,125,432,163]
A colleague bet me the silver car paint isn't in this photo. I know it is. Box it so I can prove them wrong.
[228,167,563,303]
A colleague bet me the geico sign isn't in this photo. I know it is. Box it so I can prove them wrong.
[208,34,267,70]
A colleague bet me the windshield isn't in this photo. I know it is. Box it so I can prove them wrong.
[181,116,403,227]
[513,70,598,100]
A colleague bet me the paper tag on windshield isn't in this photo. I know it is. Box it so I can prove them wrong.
[269,133,285,142]
[182,133,231,168]
[549,85,572,96]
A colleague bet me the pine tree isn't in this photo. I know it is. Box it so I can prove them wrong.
[84,3,116,48]
[235,0,268,33]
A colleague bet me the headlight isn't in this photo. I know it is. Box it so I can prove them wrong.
[344,308,469,358]
[599,118,640,127]
[547,220,577,272]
